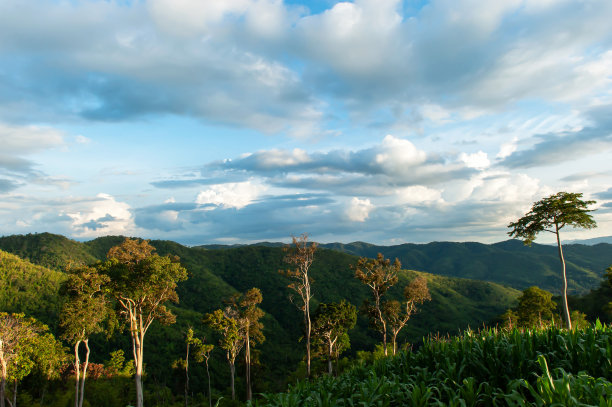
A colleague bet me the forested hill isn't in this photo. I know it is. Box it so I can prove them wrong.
[0,232,520,393]
[202,239,611,295]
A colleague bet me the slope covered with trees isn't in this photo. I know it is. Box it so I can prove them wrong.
[321,240,610,295]
[0,233,524,404]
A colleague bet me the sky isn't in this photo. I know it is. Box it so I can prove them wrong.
[1,0,612,246]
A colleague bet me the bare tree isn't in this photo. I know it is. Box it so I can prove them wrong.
[281,234,317,377]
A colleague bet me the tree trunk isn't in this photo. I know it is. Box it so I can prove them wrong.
[229,361,235,400]
[10,380,16,407]
[382,320,388,356]
[327,340,333,375]
[205,360,212,407]
[185,341,190,407]
[1,356,7,407]
[555,225,572,329]
[74,340,81,407]
[78,339,90,407]
[392,331,398,356]
[132,328,144,407]
[305,285,311,378]
[245,327,251,401]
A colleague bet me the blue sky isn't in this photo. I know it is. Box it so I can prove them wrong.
[1,0,612,245]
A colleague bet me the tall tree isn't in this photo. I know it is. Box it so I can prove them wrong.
[354,253,400,356]
[174,328,214,407]
[311,301,357,375]
[100,238,188,407]
[191,338,214,407]
[281,234,317,377]
[508,192,596,329]
[229,288,265,401]
[385,276,431,355]
[204,308,242,400]
[60,265,111,407]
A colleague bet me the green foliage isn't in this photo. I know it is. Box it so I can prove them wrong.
[254,325,612,406]
[517,286,557,328]
[323,239,610,295]
[0,250,66,327]
[507,192,596,246]
[312,300,357,372]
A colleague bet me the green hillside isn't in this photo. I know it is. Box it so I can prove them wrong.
[0,233,520,385]
[321,240,611,295]
[0,249,67,327]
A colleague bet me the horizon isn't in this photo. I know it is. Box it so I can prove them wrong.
[1,0,612,245]
[2,230,611,248]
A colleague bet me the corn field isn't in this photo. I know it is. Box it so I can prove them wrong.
[253,323,611,406]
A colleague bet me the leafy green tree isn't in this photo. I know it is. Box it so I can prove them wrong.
[229,288,265,401]
[354,253,400,356]
[281,234,317,377]
[100,238,188,407]
[204,308,242,400]
[60,265,111,407]
[385,276,431,355]
[0,313,65,407]
[173,328,215,407]
[191,337,214,407]
[312,300,357,375]
[508,192,596,329]
[517,286,557,328]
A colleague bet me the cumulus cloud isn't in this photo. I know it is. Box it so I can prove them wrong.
[66,193,134,237]
[195,181,267,209]
[346,197,374,222]
[460,151,490,169]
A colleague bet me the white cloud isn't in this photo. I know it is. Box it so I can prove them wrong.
[66,193,134,237]
[375,135,427,173]
[346,197,374,222]
[196,181,266,209]
[460,151,490,169]
[394,185,442,205]
[0,123,64,154]
[496,137,518,159]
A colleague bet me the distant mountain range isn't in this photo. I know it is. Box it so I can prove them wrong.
[200,239,612,295]
[564,235,612,245]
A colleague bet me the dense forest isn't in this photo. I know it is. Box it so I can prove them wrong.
[0,232,611,406]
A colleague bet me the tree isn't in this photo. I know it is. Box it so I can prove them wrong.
[508,192,596,329]
[0,313,65,407]
[385,276,431,355]
[281,234,317,377]
[229,288,265,401]
[516,286,557,328]
[353,253,400,356]
[204,308,242,400]
[60,265,111,407]
[100,238,188,407]
[191,338,214,407]
[174,328,214,407]
[311,301,357,375]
